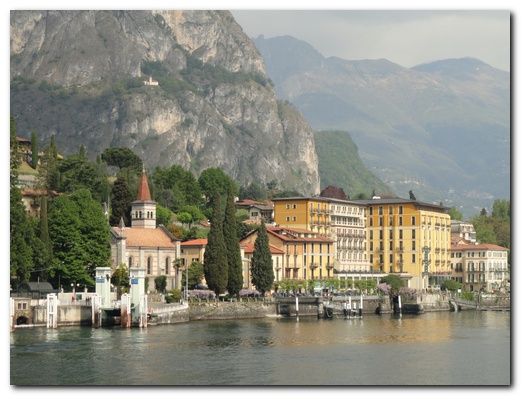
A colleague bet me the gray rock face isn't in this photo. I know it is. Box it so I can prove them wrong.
[10,10,320,195]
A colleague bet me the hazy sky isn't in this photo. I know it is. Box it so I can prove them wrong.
[231,10,511,72]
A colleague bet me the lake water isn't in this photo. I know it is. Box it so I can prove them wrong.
[10,310,510,386]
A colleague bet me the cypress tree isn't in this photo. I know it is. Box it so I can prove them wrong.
[250,219,274,295]
[110,176,132,226]
[10,115,20,188]
[31,130,39,169]
[203,190,228,296]
[37,196,53,279]
[224,185,243,296]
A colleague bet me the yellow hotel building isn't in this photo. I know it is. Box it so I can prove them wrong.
[272,196,451,290]
[356,197,451,290]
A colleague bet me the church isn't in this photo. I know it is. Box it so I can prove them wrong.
[110,167,181,291]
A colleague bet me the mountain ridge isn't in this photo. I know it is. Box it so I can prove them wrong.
[252,34,510,217]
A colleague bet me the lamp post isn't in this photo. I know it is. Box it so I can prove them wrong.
[185,251,188,301]
[422,245,430,289]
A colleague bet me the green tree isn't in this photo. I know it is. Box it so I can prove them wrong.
[155,275,167,293]
[224,185,243,296]
[491,199,510,222]
[177,212,192,227]
[203,190,228,296]
[31,130,39,169]
[239,182,267,201]
[35,196,53,280]
[449,206,463,220]
[112,264,130,296]
[250,220,274,295]
[101,147,142,171]
[59,153,111,202]
[10,186,35,287]
[156,204,173,226]
[379,274,404,302]
[10,115,21,188]
[37,136,60,191]
[182,260,205,289]
[48,189,111,289]
[198,167,237,202]
[442,279,462,293]
[110,176,132,227]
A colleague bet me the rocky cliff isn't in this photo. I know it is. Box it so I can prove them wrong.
[10,10,320,195]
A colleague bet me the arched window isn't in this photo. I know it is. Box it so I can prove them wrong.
[147,257,152,275]
[128,256,133,268]
[165,257,170,275]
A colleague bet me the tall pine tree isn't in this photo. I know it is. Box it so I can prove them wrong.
[250,219,274,295]
[224,185,243,296]
[110,176,132,226]
[31,130,39,169]
[203,190,228,296]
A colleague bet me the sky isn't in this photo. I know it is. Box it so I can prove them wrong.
[230,10,511,72]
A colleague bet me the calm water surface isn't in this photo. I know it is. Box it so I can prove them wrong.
[10,310,510,386]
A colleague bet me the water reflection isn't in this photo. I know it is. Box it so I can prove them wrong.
[11,311,510,385]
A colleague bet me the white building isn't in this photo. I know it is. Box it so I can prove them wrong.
[450,242,509,292]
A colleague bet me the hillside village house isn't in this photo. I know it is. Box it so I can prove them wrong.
[234,199,274,223]
[21,189,60,217]
[110,167,181,291]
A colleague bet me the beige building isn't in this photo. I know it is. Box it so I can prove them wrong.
[450,242,509,292]
[240,226,335,282]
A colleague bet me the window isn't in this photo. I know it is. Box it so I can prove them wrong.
[147,257,152,274]
[369,218,373,226]
[370,230,373,239]
[412,254,416,263]
[369,207,373,215]
[399,230,403,239]
[292,217,296,221]
[411,216,415,225]
[398,206,403,214]
[378,206,383,215]
[399,217,403,226]
[286,216,290,221]
[379,217,383,226]
[411,229,415,239]
[389,206,393,215]
[286,204,290,209]
[292,204,297,209]
[128,256,133,268]
[165,257,170,275]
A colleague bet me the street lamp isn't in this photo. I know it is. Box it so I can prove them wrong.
[422,245,430,289]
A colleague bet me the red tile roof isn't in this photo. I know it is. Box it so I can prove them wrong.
[240,242,284,255]
[450,243,509,251]
[112,227,176,248]
[181,239,208,247]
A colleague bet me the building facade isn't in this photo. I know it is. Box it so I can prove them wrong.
[354,197,451,290]
[110,168,181,291]
[240,226,335,283]
[450,242,509,292]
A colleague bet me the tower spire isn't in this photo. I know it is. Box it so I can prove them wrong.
[136,164,152,201]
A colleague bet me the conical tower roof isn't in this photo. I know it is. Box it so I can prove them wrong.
[136,165,152,201]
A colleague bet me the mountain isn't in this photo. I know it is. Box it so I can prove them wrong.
[253,35,510,217]
[10,11,324,196]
